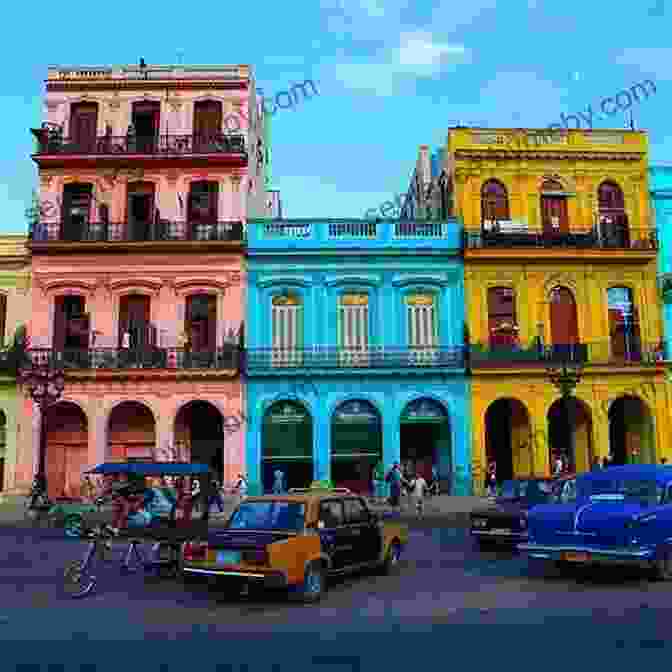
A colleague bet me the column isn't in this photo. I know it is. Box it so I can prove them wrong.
[246,394,262,496]
[313,391,327,483]
[89,400,107,467]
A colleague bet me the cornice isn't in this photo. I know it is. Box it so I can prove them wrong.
[454,150,644,162]
[172,277,232,294]
[37,278,96,296]
[392,273,457,287]
[324,275,383,288]
[257,276,311,288]
[46,81,248,93]
[107,278,163,294]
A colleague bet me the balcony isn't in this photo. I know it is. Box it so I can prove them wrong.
[247,218,462,251]
[23,347,242,372]
[468,341,664,369]
[29,220,244,244]
[31,131,246,160]
[464,227,658,251]
[245,346,465,373]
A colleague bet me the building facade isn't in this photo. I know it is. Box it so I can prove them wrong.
[650,165,672,355]
[19,63,271,497]
[0,235,31,492]
[245,219,471,496]
[411,128,669,491]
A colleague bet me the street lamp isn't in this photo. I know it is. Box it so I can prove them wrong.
[19,358,65,497]
[546,360,584,472]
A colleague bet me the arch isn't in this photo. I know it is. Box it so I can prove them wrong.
[174,400,225,478]
[262,399,313,492]
[540,178,564,192]
[481,179,510,222]
[484,398,533,482]
[549,286,579,346]
[598,180,626,208]
[331,399,382,493]
[487,286,518,347]
[608,395,655,465]
[44,401,89,498]
[547,397,594,473]
[400,397,451,488]
[106,400,156,461]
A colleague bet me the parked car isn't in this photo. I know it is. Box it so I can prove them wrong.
[518,465,672,580]
[470,478,556,548]
[181,488,409,602]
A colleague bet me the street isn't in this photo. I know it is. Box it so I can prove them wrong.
[1,523,671,669]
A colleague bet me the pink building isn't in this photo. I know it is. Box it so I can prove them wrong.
[20,63,270,497]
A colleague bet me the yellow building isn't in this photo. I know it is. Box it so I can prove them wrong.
[409,130,669,492]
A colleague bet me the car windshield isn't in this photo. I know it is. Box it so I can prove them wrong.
[577,478,664,506]
[227,501,305,531]
[501,480,552,502]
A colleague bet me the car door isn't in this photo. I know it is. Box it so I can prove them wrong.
[317,499,353,571]
[343,497,382,565]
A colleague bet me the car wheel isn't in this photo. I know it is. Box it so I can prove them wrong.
[289,561,325,603]
[63,561,97,598]
[654,548,672,581]
[64,514,83,538]
[475,538,494,551]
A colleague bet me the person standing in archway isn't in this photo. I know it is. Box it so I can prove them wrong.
[486,461,497,496]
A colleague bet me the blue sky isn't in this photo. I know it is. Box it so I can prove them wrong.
[0,0,670,231]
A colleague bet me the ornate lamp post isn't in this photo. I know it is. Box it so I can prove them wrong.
[546,360,584,472]
[19,360,65,497]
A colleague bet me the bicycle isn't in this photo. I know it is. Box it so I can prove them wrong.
[23,481,54,528]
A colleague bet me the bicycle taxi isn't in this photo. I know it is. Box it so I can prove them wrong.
[63,460,217,598]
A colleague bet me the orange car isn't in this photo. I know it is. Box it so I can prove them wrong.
[181,489,409,602]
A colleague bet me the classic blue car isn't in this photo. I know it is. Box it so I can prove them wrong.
[518,465,672,580]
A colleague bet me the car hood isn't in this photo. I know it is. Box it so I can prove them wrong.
[472,499,525,517]
[207,529,297,550]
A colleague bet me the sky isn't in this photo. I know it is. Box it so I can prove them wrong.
[0,0,670,231]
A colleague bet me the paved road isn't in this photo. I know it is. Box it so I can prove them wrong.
[1,525,671,669]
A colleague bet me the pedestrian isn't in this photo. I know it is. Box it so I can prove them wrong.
[190,477,202,512]
[486,461,497,496]
[429,466,440,497]
[409,472,428,518]
[272,469,285,495]
[372,460,386,503]
[553,453,564,477]
[208,476,226,513]
[386,462,403,507]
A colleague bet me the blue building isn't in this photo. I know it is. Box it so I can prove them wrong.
[245,219,471,496]
[650,165,672,354]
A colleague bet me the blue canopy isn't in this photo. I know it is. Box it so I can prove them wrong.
[86,462,213,476]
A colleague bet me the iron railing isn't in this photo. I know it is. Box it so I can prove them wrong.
[464,227,658,250]
[468,341,665,368]
[24,347,242,371]
[33,133,246,156]
[245,347,465,371]
[30,220,244,243]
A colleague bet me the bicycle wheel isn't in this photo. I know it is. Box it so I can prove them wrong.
[63,560,97,598]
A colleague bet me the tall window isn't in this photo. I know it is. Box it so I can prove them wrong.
[61,183,93,241]
[406,293,437,364]
[271,294,302,366]
[598,181,629,247]
[608,287,641,360]
[487,287,517,347]
[540,179,568,235]
[481,180,510,228]
[339,293,369,366]
[69,102,98,152]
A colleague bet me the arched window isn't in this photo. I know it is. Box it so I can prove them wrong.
[481,180,509,226]
[271,293,303,366]
[487,287,517,347]
[549,286,579,345]
[607,287,641,361]
[598,181,629,247]
[540,179,568,235]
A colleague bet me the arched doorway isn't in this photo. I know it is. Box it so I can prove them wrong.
[0,409,6,491]
[262,400,313,492]
[400,398,450,489]
[107,401,155,461]
[174,401,224,478]
[45,401,88,498]
[550,286,579,346]
[331,400,381,493]
[609,396,655,465]
[484,399,532,482]
[547,398,593,473]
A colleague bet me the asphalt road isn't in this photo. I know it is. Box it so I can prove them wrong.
[1,524,671,670]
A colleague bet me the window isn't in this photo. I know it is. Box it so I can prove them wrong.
[319,500,344,527]
[339,293,369,365]
[343,498,368,524]
[186,294,217,352]
[540,179,568,234]
[406,293,437,364]
[481,180,509,226]
[188,181,219,240]
[227,501,305,531]
[487,287,518,347]
[271,293,302,366]
[607,287,641,361]
[598,181,629,247]
[61,183,93,241]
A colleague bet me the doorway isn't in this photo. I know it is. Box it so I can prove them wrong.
[61,183,93,241]
[549,286,579,360]
[540,179,568,237]
[126,182,155,241]
[608,396,655,465]
[70,103,98,152]
[484,398,532,482]
[131,101,160,152]
[547,397,593,473]
[175,401,224,480]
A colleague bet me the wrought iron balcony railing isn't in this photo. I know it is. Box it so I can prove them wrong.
[468,341,665,368]
[464,227,658,250]
[33,133,246,156]
[245,346,465,372]
[29,220,244,243]
[24,347,242,371]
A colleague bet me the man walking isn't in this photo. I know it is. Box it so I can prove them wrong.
[272,469,285,495]
[386,463,403,508]
[409,472,427,518]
